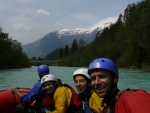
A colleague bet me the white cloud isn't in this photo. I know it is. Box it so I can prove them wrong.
[17,8,50,17]
[35,9,50,16]
[14,23,31,31]
[91,17,118,29]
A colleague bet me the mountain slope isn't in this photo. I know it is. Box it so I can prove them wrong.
[23,27,101,58]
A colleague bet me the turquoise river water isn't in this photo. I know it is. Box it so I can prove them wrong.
[0,66,150,93]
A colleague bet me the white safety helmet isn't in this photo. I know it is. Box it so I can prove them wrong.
[73,68,90,80]
[41,74,57,84]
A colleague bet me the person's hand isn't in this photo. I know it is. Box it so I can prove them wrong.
[10,87,22,98]
[10,87,19,94]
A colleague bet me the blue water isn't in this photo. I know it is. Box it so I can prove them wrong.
[0,66,150,93]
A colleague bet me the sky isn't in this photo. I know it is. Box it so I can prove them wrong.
[0,0,141,45]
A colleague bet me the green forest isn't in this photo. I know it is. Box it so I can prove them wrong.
[45,0,150,70]
[0,27,30,69]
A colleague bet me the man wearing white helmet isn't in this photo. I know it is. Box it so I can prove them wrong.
[73,68,103,113]
[41,74,84,113]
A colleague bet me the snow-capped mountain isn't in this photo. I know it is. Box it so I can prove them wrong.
[57,27,100,35]
[23,27,101,58]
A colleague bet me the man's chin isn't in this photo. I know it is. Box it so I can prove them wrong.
[95,90,105,98]
[46,90,52,94]
[78,90,84,94]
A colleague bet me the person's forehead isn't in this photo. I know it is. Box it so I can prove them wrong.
[90,69,110,75]
[75,75,86,80]
[44,81,54,84]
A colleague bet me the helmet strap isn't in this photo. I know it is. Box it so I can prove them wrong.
[105,72,118,99]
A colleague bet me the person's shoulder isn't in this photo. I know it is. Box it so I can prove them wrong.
[116,89,150,112]
[33,80,41,85]
[31,81,42,89]
[56,86,71,92]
[119,89,150,102]
[55,86,72,97]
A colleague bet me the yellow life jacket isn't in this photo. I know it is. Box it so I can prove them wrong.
[89,91,103,113]
[46,85,83,113]
[46,86,72,113]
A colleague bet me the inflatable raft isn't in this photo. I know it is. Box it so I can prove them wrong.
[0,88,31,113]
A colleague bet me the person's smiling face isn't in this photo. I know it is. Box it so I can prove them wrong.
[90,69,112,98]
[43,81,55,94]
[74,75,88,94]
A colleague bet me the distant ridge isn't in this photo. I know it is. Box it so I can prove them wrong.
[23,27,101,58]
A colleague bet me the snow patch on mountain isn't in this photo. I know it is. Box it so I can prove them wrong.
[57,27,101,39]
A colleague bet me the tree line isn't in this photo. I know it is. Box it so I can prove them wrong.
[45,0,150,70]
[44,38,87,61]
[0,27,30,69]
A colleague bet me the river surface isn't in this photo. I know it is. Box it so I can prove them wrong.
[0,66,150,93]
